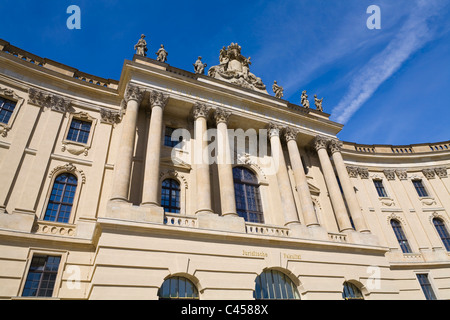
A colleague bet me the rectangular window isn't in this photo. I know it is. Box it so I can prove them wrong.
[22,255,61,298]
[413,180,428,197]
[0,96,17,124]
[66,119,91,144]
[417,274,437,300]
[373,180,388,197]
[164,127,183,148]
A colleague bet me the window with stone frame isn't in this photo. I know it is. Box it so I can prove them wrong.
[44,173,78,223]
[233,167,264,224]
[22,255,61,298]
[412,179,429,197]
[0,96,17,124]
[373,179,388,197]
[66,118,92,144]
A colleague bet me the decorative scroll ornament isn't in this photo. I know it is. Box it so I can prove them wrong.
[395,169,408,180]
[422,168,436,179]
[124,84,145,104]
[358,167,369,179]
[434,167,448,178]
[383,169,396,180]
[28,88,71,113]
[192,102,211,119]
[208,43,267,94]
[48,163,86,184]
[283,127,299,142]
[329,139,343,154]
[214,108,231,124]
[149,90,169,109]
[100,108,121,125]
[268,122,282,138]
[346,166,359,178]
[313,135,328,151]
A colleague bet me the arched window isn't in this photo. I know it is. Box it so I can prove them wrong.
[44,173,78,223]
[158,276,199,300]
[433,218,450,251]
[161,179,181,213]
[254,269,300,300]
[233,167,264,223]
[391,219,412,253]
[342,282,364,300]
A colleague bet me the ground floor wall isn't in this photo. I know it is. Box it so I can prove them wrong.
[1,219,449,300]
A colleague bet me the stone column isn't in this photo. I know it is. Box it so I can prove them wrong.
[284,127,319,227]
[269,123,303,234]
[141,90,169,206]
[193,103,213,215]
[314,136,353,232]
[329,140,370,233]
[214,108,238,217]
[111,85,145,202]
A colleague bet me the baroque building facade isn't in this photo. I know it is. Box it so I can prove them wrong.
[0,38,449,300]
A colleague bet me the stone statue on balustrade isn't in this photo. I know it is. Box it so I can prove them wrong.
[194,56,207,75]
[314,95,323,112]
[272,81,284,99]
[208,43,268,94]
[134,34,148,57]
[156,44,168,63]
[301,90,310,109]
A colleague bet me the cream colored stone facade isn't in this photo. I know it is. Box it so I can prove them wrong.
[0,39,449,300]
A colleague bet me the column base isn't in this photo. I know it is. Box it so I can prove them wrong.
[344,229,380,246]
[306,225,329,241]
[106,200,164,224]
[286,222,310,239]
[0,208,35,232]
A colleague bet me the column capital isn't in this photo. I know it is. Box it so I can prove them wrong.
[149,90,169,109]
[329,139,343,154]
[313,135,329,151]
[284,127,299,142]
[124,84,145,104]
[192,102,211,120]
[214,108,231,125]
[268,122,282,138]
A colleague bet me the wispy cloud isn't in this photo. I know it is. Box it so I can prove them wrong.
[331,0,449,124]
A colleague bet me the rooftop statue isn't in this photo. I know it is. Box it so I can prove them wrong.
[314,95,324,112]
[272,81,284,99]
[134,34,148,57]
[156,44,168,63]
[208,43,268,94]
[301,90,310,109]
[193,56,207,75]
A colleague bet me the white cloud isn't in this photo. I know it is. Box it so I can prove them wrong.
[331,0,448,124]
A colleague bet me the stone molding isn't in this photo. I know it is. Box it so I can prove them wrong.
[268,122,282,138]
[100,108,121,125]
[422,168,436,179]
[48,163,86,184]
[329,139,343,154]
[434,167,448,178]
[283,127,299,142]
[123,84,145,104]
[313,135,328,151]
[346,166,359,178]
[395,169,408,180]
[384,169,396,181]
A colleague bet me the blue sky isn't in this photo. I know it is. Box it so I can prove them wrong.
[1,0,449,145]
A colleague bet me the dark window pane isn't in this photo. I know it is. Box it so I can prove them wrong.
[413,180,428,197]
[159,277,199,300]
[233,167,264,223]
[66,119,91,144]
[161,179,181,213]
[373,180,388,197]
[391,220,412,253]
[433,218,450,251]
[22,255,61,297]
[44,174,77,223]
[342,282,364,300]
[254,270,300,300]
[0,97,17,124]
[417,274,437,300]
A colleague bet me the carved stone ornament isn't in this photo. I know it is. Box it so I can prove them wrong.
[314,95,324,112]
[124,84,145,104]
[329,139,343,154]
[208,43,267,94]
[192,102,211,120]
[272,81,284,99]
[100,108,121,125]
[358,167,369,179]
[313,135,328,151]
[193,56,207,75]
[28,88,71,113]
[422,168,436,179]
[346,166,359,178]
[301,90,310,109]
[434,167,448,178]
[134,34,148,57]
[48,163,86,184]
[149,90,169,109]
[395,169,408,180]
[283,127,298,142]
[214,108,231,124]
[268,122,282,138]
[384,169,396,181]
[159,169,188,189]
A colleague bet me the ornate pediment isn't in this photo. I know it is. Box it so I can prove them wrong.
[207,43,268,94]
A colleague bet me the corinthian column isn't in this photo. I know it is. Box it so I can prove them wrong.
[269,123,303,234]
[141,90,169,206]
[329,140,370,233]
[111,84,145,202]
[193,103,213,215]
[284,127,319,227]
[314,136,353,232]
[215,108,238,217]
